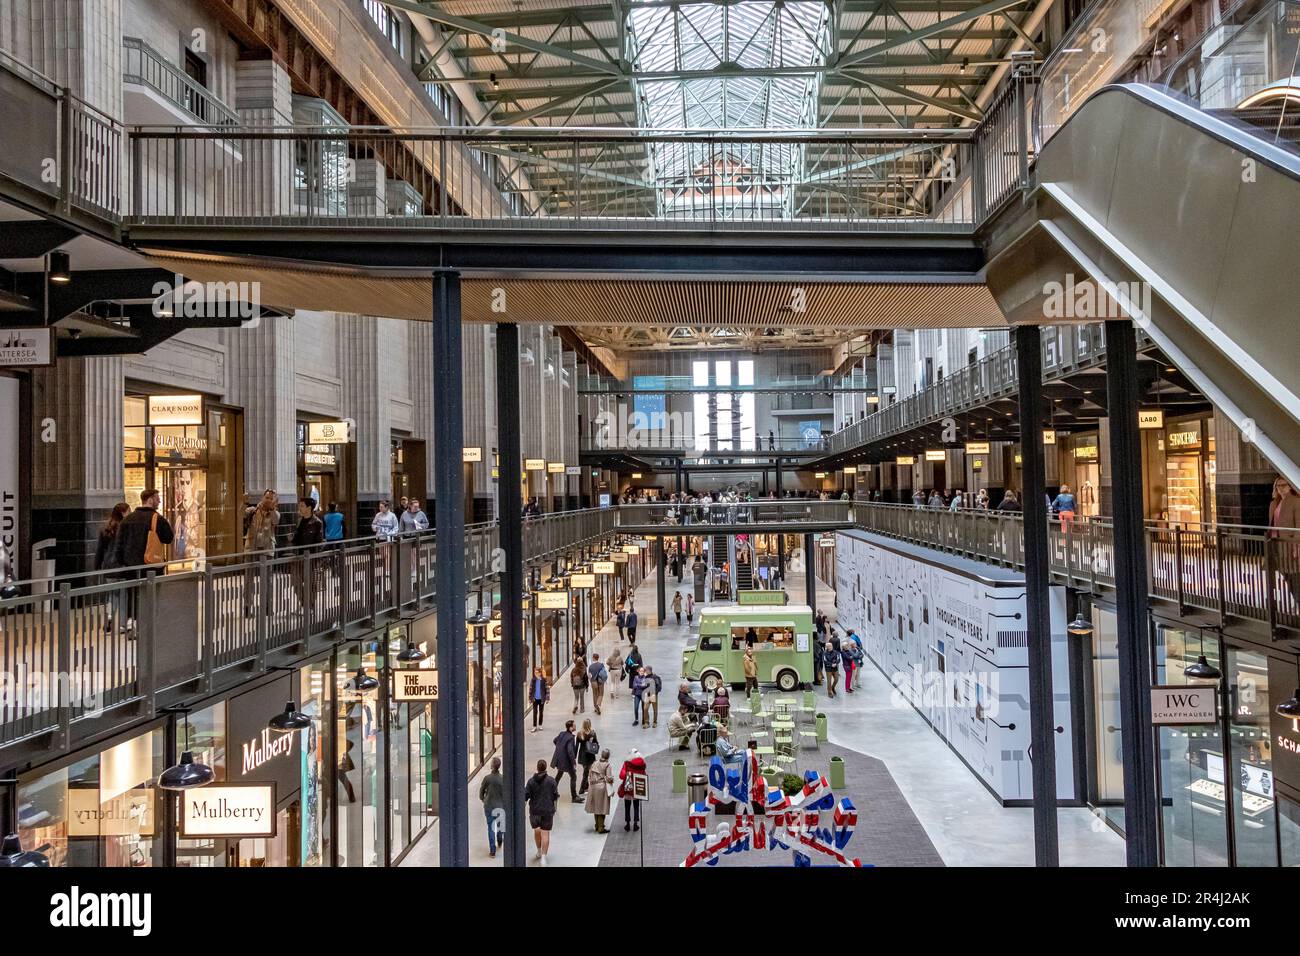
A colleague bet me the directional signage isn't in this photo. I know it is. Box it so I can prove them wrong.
[896,456,915,466]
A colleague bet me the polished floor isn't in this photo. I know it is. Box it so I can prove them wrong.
[403,568,1125,867]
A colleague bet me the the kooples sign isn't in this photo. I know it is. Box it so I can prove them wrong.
[226,676,301,797]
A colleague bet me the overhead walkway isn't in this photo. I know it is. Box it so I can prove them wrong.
[985,82,1300,487]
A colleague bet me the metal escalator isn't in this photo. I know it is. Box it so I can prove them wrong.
[985,81,1300,486]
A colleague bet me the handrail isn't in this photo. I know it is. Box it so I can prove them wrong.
[121,37,239,127]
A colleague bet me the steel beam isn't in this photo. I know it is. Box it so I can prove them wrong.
[432,268,468,867]
[657,536,667,626]
[1104,319,1159,866]
[804,532,816,616]
[1013,325,1058,867]
[495,321,527,867]
[837,0,1029,69]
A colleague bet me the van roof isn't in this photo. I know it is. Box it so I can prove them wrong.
[700,604,812,617]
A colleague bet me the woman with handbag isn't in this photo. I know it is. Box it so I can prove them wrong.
[576,718,599,795]
[617,748,647,832]
[584,749,614,833]
[570,656,590,715]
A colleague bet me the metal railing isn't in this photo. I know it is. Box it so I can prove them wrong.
[849,502,1300,634]
[125,125,979,232]
[0,506,616,755]
[122,37,239,127]
[613,500,855,528]
[828,323,1110,452]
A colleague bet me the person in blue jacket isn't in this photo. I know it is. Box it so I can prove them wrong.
[322,502,345,541]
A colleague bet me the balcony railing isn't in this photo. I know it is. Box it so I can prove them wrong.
[612,500,855,529]
[828,323,1111,453]
[122,37,239,127]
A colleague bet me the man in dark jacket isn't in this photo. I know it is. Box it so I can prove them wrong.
[626,607,639,641]
[115,488,175,627]
[478,756,506,858]
[291,499,324,609]
[524,759,560,866]
[552,720,580,802]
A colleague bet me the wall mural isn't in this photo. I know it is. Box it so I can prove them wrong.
[834,530,1074,803]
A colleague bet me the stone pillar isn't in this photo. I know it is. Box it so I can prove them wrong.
[228,315,298,534]
[340,315,392,529]
[30,356,124,573]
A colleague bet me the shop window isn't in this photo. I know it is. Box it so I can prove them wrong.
[1089,607,1126,831]
[176,703,227,867]
[299,661,330,867]
[1280,797,1300,866]
[1228,647,1276,866]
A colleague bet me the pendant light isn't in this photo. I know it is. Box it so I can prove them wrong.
[1184,629,1221,681]
[158,711,215,790]
[48,250,71,284]
[267,700,313,733]
[1066,613,1093,638]
[0,779,49,867]
[396,641,426,663]
[351,664,379,692]
[1277,689,1300,720]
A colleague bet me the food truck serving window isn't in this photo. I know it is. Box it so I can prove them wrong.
[731,624,796,650]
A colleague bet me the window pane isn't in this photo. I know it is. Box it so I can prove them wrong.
[715,361,732,386]
[692,361,710,387]
[693,393,710,451]
[738,360,754,386]
[740,393,756,449]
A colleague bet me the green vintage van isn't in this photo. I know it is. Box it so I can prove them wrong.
[681,603,816,692]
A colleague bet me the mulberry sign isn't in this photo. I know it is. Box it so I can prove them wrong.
[179,783,277,839]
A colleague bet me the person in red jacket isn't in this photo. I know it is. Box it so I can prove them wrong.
[617,748,647,832]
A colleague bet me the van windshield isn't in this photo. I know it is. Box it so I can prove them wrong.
[730,625,795,651]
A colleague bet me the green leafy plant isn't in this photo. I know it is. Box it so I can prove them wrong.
[781,773,804,796]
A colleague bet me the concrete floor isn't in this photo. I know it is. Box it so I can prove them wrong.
[403,566,1125,867]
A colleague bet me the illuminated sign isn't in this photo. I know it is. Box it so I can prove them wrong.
[624,544,641,554]
[148,394,203,426]
[866,395,880,404]
[896,456,915,466]
[547,462,566,474]
[1073,436,1100,461]
[593,561,616,574]
[304,445,337,467]
[462,446,483,462]
[392,668,439,702]
[66,788,155,837]
[631,472,643,479]
[842,466,857,475]
[153,432,208,454]
[814,472,827,479]
[612,551,629,563]
[569,573,596,589]
[525,459,545,471]
[307,420,351,445]
[1167,425,1201,450]
[925,450,945,462]
[1150,685,1218,725]
[964,441,990,455]
[536,591,568,609]
[1138,409,1165,430]
[1042,429,1057,445]
[972,457,985,471]
[180,783,276,839]
[566,466,582,476]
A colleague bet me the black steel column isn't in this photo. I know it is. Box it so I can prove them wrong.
[1014,325,1059,867]
[657,536,667,625]
[432,268,468,867]
[1104,319,1159,866]
[495,321,526,867]
[804,533,816,616]
[775,456,783,497]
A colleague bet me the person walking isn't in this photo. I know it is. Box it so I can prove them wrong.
[606,652,623,700]
[477,756,505,858]
[243,489,279,617]
[641,666,662,728]
[569,656,590,715]
[672,590,683,624]
[322,501,345,542]
[95,503,129,629]
[587,653,608,715]
[742,646,759,696]
[572,631,587,665]
[399,498,429,534]
[822,641,840,698]
[584,749,614,834]
[524,759,559,866]
[552,719,580,802]
[615,605,626,641]
[685,592,695,626]
[631,667,648,727]
[576,718,599,795]
[371,499,399,538]
[626,606,639,642]
[1051,484,1078,529]
[624,643,643,689]
[1269,476,1300,602]
[617,749,647,831]
[841,639,857,694]
[847,629,865,689]
[291,497,324,610]
[528,667,550,732]
[115,488,176,629]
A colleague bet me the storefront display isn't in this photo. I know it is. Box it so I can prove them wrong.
[1162,417,1216,526]
[298,420,355,525]
[1071,433,1101,518]
[123,393,243,562]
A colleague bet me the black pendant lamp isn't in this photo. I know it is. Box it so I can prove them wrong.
[1184,655,1221,681]
[0,833,49,867]
[1066,613,1093,638]
[268,700,313,733]
[158,711,215,790]
[1277,689,1300,720]
[396,641,426,664]
[352,664,379,692]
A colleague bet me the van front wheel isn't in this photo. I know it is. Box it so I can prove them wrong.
[776,669,798,692]
[701,670,723,692]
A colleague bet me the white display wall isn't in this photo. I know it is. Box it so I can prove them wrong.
[834,530,1075,803]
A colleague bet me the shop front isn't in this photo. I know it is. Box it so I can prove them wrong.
[391,435,427,506]
[123,391,244,561]
[1161,416,1216,527]
[1067,432,1102,518]
[297,419,355,529]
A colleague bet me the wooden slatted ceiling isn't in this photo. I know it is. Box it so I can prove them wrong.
[140,252,1006,330]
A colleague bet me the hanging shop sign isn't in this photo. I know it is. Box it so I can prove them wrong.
[624,544,641,554]
[842,466,858,475]
[569,573,596,589]
[866,395,880,404]
[66,787,155,838]
[896,456,915,467]
[536,590,569,609]
[307,420,351,445]
[179,783,277,839]
[814,472,827,479]
[1138,409,1165,430]
[924,450,945,462]
[0,379,18,566]
[1167,422,1202,451]
[1150,685,1218,726]
[303,444,336,467]
[593,560,616,574]
[1073,436,1100,461]
[972,457,985,471]
[631,472,643,479]
[392,668,439,702]
[525,459,545,471]
[566,466,582,476]
[148,394,203,426]
[462,446,482,462]
[1042,429,1057,445]
[964,441,990,455]
[1014,453,1023,466]
[0,327,53,367]
[547,462,566,474]
[612,551,630,563]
